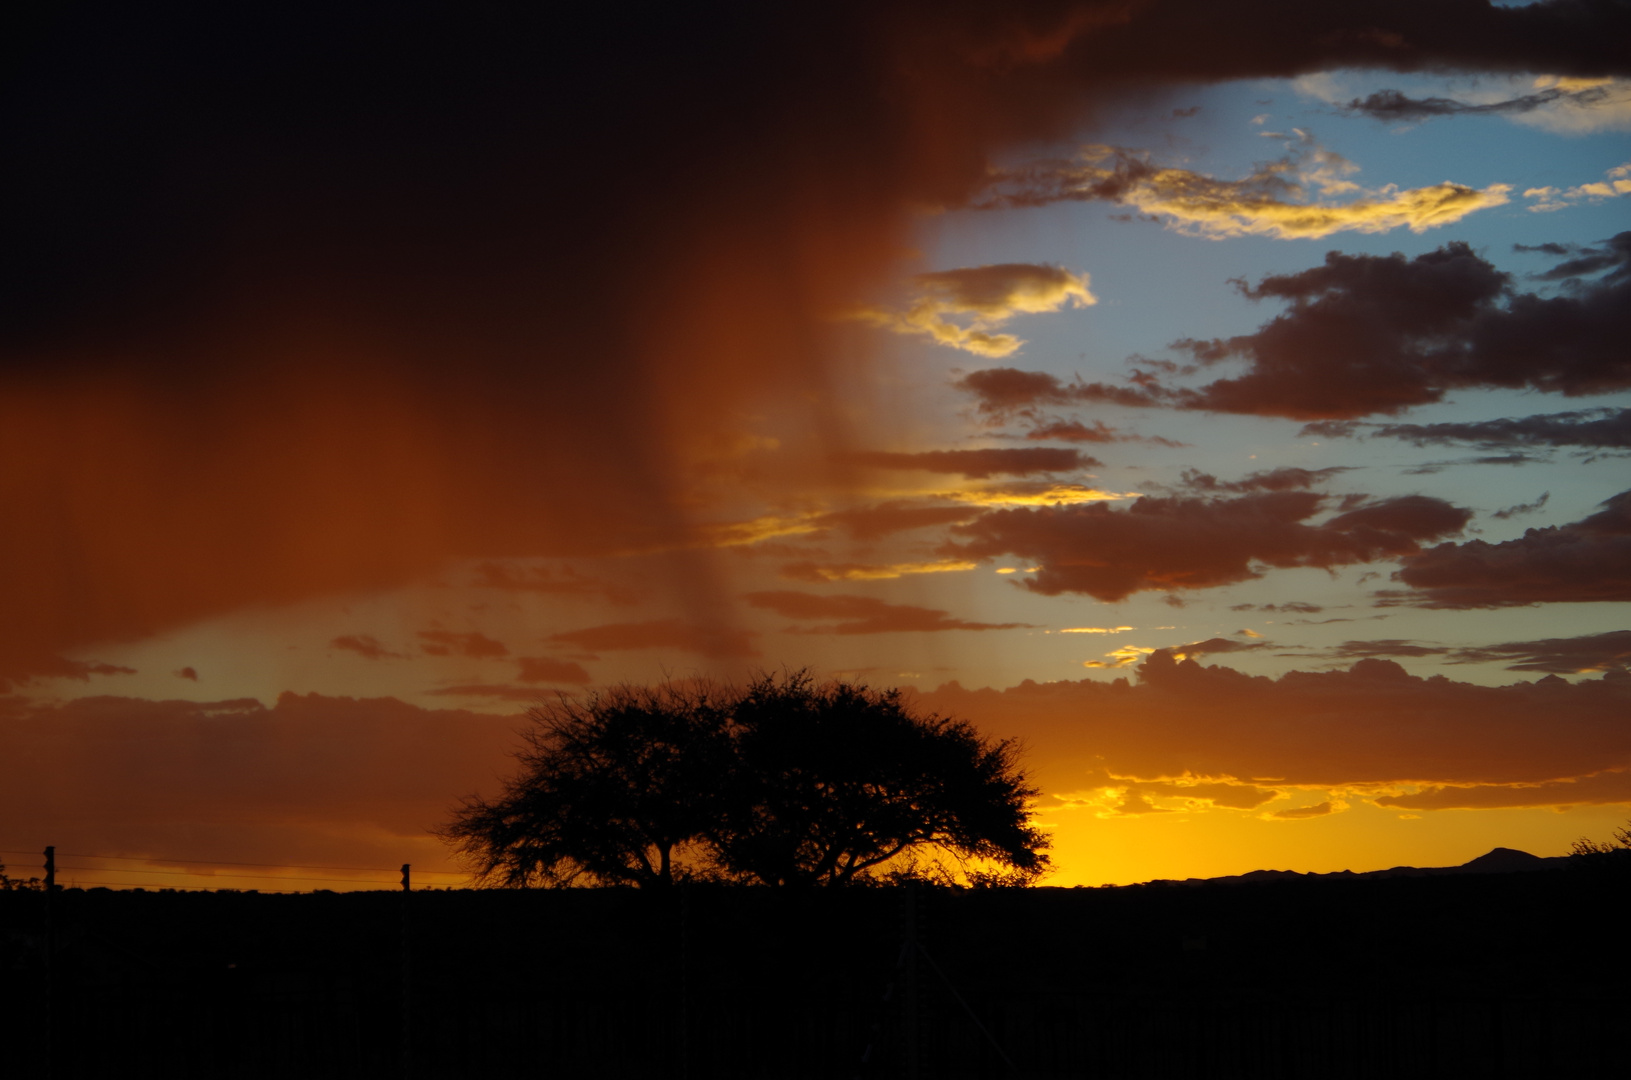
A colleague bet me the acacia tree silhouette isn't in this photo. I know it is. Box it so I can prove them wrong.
[716,672,1049,887]
[1570,820,1631,857]
[441,681,736,887]
[441,671,1050,887]
[0,860,44,891]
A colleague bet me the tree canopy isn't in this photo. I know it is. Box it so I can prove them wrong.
[440,671,1050,888]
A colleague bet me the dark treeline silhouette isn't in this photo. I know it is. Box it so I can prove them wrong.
[439,671,1050,888]
[2,864,1627,1078]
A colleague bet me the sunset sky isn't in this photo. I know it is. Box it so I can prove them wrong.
[3,1,1628,890]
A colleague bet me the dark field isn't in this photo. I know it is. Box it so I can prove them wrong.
[3,865,1626,1078]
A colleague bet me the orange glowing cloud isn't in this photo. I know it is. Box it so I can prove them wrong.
[916,653,1631,814]
[978,139,1511,238]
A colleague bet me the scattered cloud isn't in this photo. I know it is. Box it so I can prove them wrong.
[1268,800,1342,820]
[945,491,1471,602]
[1230,601,1323,614]
[0,692,521,869]
[844,447,1095,478]
[417,630,510,659]
[330,634,410,661]
[547,620,760,659]
[975,138,1510,240]
[1447,630,1631,675]
[847,263,1094,357]
[1140,240,1631,419]
[1321,639,1448,660]
[960,237,1631,427]
[917,652,1631,810]
[1362,407,1631,451]
[174,667,199,681]
[514,657,594,685]
[812,503,982,541]
[424,684,550,702]
[1023,419,1118,443]
[1373,768,1631,811]
[10,0,1631,694]
[469,561,638,605]
[1523,232,1631,282]
[1082,645,1157,669]
[742,591,1030,634]
[1525,162,1631,212]
[1057,768,1285,818]
[1168,637,1272,660]
[1177,466,1352,494]
[779,559,978,583]
[1493,492,1551,520]
[940,482,1138,507]
[0,654,139,693]
[1388,489,1631,607]
[1022,419,1187,447]
[690,513,825,549]
[1341,82,1617,123]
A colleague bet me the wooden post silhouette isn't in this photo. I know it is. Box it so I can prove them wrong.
[902,883,920,1080]
[44,845,56,1080]
[679,883,692,1080]
[400,864,412,1077]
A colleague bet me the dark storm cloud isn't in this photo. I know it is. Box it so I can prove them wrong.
[742,591,1029,634]
[1341,83,1611,121]
[1388,489,1631,607]
[1448,630,1631,674]
[944,491,1470,601]
[6,0,1631,679]
[844,448,1096,478]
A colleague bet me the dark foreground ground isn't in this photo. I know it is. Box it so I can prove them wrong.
[2,862,1626,1078]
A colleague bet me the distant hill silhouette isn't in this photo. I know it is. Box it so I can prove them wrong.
[1148,846,1567,887]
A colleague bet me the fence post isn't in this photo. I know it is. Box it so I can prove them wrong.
[400,864,412,1076]
[903,883,920,1080]
[43,845,56,1080]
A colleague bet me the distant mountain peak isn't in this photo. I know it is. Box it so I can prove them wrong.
[1457,847,1547,872]
[1144,845,1566,888]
